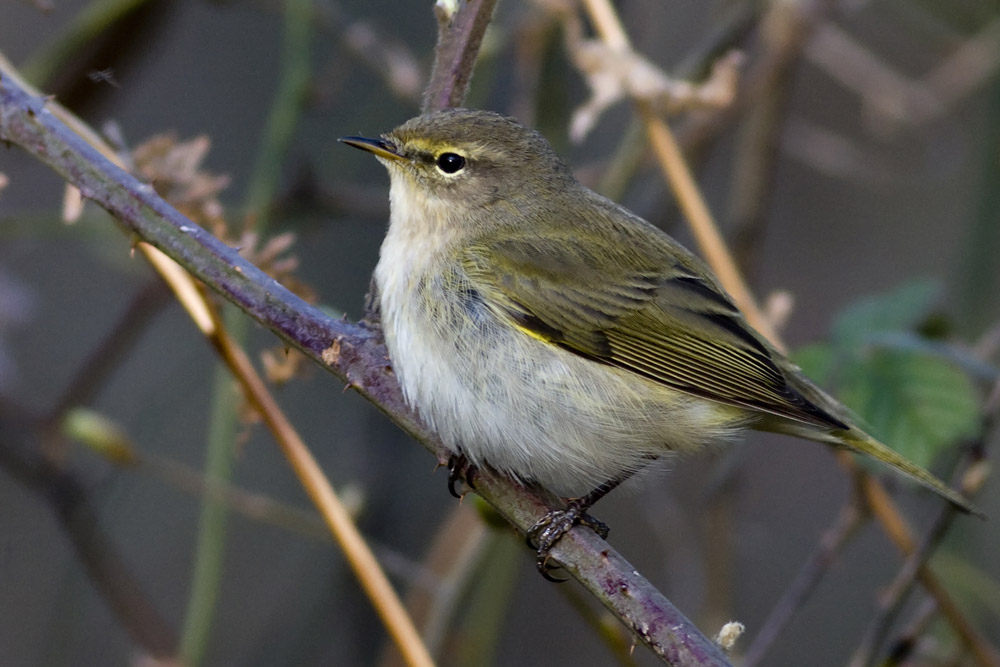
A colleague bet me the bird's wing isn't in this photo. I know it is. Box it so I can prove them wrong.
[460,228,846,430]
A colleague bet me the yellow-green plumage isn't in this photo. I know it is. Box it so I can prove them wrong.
[341,108,976,516]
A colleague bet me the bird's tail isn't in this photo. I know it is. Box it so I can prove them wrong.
[835,429,982,517]
[766,369,982,517]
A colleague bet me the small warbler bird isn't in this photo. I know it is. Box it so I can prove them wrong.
[341,109,977,569]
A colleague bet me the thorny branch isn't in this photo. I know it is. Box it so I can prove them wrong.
[0,16,730,665]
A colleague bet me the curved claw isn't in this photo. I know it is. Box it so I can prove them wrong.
[528,513,570,582]
[446,452,477,499]
[446,467,463,499]
[538,557,568,583]
[526,501,610,582]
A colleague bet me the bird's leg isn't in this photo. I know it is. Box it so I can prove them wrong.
[527,475,627,581]
[361,276,381,323]
[446,450,478,498]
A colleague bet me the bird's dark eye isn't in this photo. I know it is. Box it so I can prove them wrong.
[436,152,466,174]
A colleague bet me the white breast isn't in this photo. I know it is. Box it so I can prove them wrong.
[374,176,744,496]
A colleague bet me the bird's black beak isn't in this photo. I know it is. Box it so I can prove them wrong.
[338,136,406,163]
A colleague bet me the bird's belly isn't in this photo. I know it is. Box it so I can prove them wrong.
[378,270,744,496]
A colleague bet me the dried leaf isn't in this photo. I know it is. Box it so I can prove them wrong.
[560,7,743,142]
[131,134,230,229]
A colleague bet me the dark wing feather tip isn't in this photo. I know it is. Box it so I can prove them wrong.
[463,235,848,431]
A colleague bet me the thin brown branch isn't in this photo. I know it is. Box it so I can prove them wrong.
[198,290,436,667]
[674,0,835,165]
[574,5,993,663]
[888,594,964,665]
[579,0,779,348]
[805,17,1000,130]
[136,240,435,667]
[143,451,331,542]
[422,0,499,113]
[636,100,780,348]
[922,18,1000,123]
[849,507,954,667]
[848,497,982,666]
[732,10,993,653]
[341,21,423,103]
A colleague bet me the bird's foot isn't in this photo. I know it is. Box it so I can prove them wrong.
[446,452,478,499]
[526,500,609,582]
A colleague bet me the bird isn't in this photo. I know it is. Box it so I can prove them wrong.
[341,108,979,573]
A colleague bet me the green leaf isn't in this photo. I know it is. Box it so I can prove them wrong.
[790,342,835,385]
[838,348,980,470]
[832,279,940,347]
[796,280,987,469]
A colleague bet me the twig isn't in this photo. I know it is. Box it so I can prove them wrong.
[857,471,999,667]
[0,405,177,659]
[805,17,1000,129]
[47,279,170,421]
[672,3,758,78]
[848,497,971,667]
[580,0,628,49]
[637,101,779,348]
[887,595,960,665]
[806,23,941,128]
[139,231,435,667]
[700,480,736,640]
[444,529,523,666]
[378,503,489,667]
[340,20,423,103]
[726,3,801,275]
[203,291,436,667]
[736,14,991,654]
[135,202,435,667]
[143,451,331,542]
[922,18,1000,124]
[574,4,993,663]
[180,2,313,660]
[741,501,866,667]
[179,342,240,667]
[674,0,834,171]
[579,0,779,348]
[588,4,756,203]
[422,0,499,113]
[0,59,731,667]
